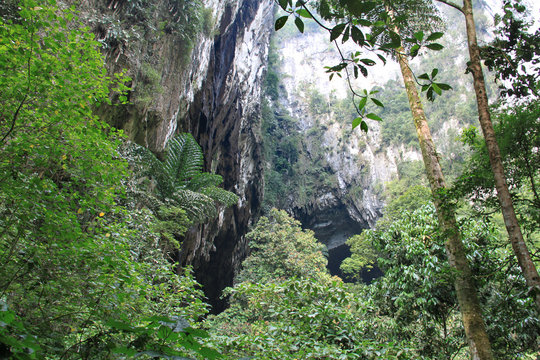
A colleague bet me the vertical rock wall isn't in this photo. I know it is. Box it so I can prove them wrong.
[180,0,274,311]
[74,0,274,311]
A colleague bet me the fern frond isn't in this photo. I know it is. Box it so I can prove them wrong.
[185,173,223,192]
[171,189,217,223]
[125,141,174,199]
[164,133,203,190]
[199,186,239,208]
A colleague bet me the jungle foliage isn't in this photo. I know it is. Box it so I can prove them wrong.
[0,1,233,358]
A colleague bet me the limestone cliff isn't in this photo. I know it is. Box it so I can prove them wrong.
[74,0,273,310]
[265,20,478,256]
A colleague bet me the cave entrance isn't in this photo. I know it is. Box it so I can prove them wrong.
[299,204,383,283]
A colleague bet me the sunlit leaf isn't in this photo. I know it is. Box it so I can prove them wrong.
[366,113,382,121]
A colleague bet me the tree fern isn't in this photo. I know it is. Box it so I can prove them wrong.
[125,133,238,226]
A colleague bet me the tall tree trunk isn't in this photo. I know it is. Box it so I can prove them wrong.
[460,0,540,312]
[396,49,493,360]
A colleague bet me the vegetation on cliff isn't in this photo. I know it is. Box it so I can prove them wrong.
[0,0,538,359]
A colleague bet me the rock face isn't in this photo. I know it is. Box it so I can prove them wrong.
[268,27,422,248]
[180,0,274,311]
[75,0,273,311]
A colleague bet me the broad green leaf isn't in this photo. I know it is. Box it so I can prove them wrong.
[427,87,435,101]
[275,16,288,31]
[432,83,442,96]
[358,64,368,77]
[413,31,424,42]
[371,98,384,107]
[418,73,430,81]
[352,117,362,130]
[357,19,372,27]
[319,0,331,18]
[366,113,382,121]
[106,319,134,331]
[157,325,172,340]
[342,26,350,43]
[388,31,401,48]
[410,44,420,58]
[360,58,376,66]
[330,23,347,42]
[426,43,444,51]
[345,0,377,16]
[431,68,439,78]
[112,347,138,356]
[351,26,364,45]
[360,120,369,132]
[295,17,304,33]
[296,8,312,18]
[198,347,221,359]
[436,83,452,91]
[278,0,289,10]
[358,96,367,110]
[426,32,444,41]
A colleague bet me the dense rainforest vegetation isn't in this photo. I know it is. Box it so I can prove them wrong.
[1,0,539,359]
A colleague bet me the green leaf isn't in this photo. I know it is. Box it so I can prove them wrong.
[345,1,377,16]
[413,31,424,42]
[357,19,372,27]
[278,0,289,10]
[358,96,367,110]
[358,64,368,77]
[351,26,364,45]
[106,319,134,331]
[157,325,172,340]
[275,16,288,31]
[431,83,442,95]
[319,0,331,18]
[295,17,304,33]
[418,73,430,81]
[436,83,452,91]
[330,23,347,42]
[426,87,435,101]
[352,117,362,130]
[360,120,369,132]
[342,26,350,43]
[360,58,376,66]
[377,54,387,65]
[371,98,384,107]
[366,113,382,121]
[386,31,402,48]
[296,8,312,18]
[426,43,444,51]
[426,32,444,41]
[410,44,420,58]
[198,346,221,359]
[431,68,439,78]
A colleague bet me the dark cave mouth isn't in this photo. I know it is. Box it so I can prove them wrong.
[327,243,383,284]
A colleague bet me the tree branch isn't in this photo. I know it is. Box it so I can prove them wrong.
[435,0,464,14]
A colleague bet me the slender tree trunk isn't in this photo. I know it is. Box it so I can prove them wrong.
[460,0,540,312]
[396,50,493,360]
